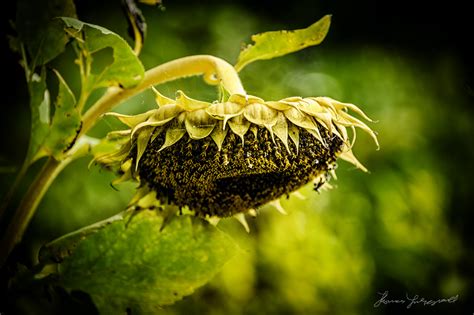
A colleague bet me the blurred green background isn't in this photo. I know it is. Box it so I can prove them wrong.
[1,0,473,314]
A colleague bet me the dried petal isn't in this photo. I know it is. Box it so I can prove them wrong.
[272,112,290,153]
[175,90,211,110]
[158,113,186,151]
[185,109,216,140]
[206,101,244,128]
[243,103,278,127]
[152,87,174,107]
[228,115,250,144]
[338,147,368,172]
[283,107,317,130]
[105,110,155,128]
[210,121,228,151]
[135,126,155,170]
[288,123,300,152]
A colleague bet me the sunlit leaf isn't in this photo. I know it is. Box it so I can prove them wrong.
[39,210,237,313]
[235,15,331,71]
[61,17,145,89]
[25,67,51,164]
[16,0,76,65]
[36,70,81,160]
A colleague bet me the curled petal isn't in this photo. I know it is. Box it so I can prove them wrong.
[106,129,131,140]
[272,112,290,153]
[185,109,216,140]
[338,146,368,172]
[234,213,250,233]
[281,96,304,105]
[105,110,155,128]
[317,96,374,122]
[243,103,278,127]
[228,115,250,145]
[306,128,326,146]
[152,87,174,107]
[135,126,155,170]
[228,94,264,105]
[265,101,292,111]
[206,101,244,128]
[176,90,211,110]
[149,104,183,124]
[337,111,379,149]
[270,199,287,215]
[210,121,228,151]
[288,123,300,153]
[283,107,317,130]
[159,113,186,152]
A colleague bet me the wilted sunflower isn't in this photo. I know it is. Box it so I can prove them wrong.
[96,88,378,224]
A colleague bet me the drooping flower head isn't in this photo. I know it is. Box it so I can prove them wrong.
[96,88,378,220]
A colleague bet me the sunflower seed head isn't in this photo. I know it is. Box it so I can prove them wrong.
[95,89,378,218]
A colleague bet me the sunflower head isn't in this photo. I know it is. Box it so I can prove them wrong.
[96,88,378,218]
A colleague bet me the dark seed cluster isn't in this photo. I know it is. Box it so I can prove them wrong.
[138,126,343,217]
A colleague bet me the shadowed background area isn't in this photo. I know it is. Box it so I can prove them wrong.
[1,0,473,314]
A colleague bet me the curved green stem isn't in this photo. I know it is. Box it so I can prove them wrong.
[0,161,29,222]
[0,55,245,266]
[81,55,245,134]
[0,158,68,265]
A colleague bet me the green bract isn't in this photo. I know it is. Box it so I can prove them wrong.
[96,89,378,220]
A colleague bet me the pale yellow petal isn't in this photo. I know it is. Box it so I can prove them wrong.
[185,109,216,140]
[272,112,290,153]
[228,94,264,105]
[243,103,278,127]
[158,113,186,152]
[288,123,300,152]
[270,199,287,215]
[135,126,155,171]
[234,213,250,233]
[210,121,228,151]
[283,107,317,130]
[105,110,155,128]
[152,86,174,107]
[306,128,326,146]
[265,101,292,111]
[338,147,368,172]
[206,101,244,128]
[150,104,183,124]
[337,111,379,148]
[175,90,211,110]
[228,115,250,145]
[317,96,374,122]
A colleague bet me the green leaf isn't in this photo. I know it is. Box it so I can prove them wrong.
[26,70,82,163]
[16,0,76,65]
[39,211,237,314]
[61,17,145,89]
[235,15,331,72]
[38,70,82,160]
[26,67,51,163]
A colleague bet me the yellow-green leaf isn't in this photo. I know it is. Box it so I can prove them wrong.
[235,15,331,72]
[39,211,237,313]
[36,70,81,160]
[61,17,145,89]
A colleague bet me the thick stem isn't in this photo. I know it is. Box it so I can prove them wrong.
[81,55,245,135]
[0,161,29,222]
[0,158,69,265]
[0,55,245,265]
